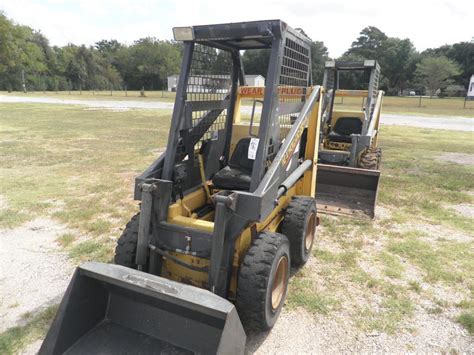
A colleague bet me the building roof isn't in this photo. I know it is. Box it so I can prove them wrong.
[245,75,264,79]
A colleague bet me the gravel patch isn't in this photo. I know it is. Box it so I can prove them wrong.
[438,152,474,166]
[0,218,74,333]
[246,307,473,353]
[447,203,474,219]
[394,222,472,243]
[381,114,473,132]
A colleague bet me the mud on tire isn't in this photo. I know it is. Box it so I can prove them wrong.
[236,232,290,331]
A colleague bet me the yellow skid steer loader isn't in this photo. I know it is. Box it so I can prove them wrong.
[316,60,384,219]
[40,20,323,354]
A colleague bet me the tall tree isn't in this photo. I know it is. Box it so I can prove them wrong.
[310,41,329,85]
[415,56,460,97]
[346,26,388,59]
[344,26,416,94]
[381,38,416,94]
[242,40,329,86]
[422,42,474,88]
[242,49,270,77]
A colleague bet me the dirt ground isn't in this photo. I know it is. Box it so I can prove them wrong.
[1,212,472,353]
[247,306,471,353]
[0,218,74,333]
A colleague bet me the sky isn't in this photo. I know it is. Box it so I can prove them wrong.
[1,0,473,57]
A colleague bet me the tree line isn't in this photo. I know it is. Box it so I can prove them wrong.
[1,12,472,95]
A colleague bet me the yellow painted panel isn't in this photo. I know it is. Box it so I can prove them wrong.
[170,215,214,233]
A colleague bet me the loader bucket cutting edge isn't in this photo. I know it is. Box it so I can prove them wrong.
[315,164,380,219]
[39,262,246,355]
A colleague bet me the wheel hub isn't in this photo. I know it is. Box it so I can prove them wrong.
[271,255,288,310]
[305,212,316,251]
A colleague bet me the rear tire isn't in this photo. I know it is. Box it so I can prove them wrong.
[236,232,290,331]
[280,196,317,268]
[359,147,382,170]
[114,213,140,269]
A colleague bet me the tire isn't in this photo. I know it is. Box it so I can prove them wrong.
[280,196,317,267]
[358,147,382,170]
[236,232,290,331]
[114,213,140,269]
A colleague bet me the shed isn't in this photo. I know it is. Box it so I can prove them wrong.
[167,75,179,92]
[244,75,265,86]
[467,74,474,99]
[168,73,266,91]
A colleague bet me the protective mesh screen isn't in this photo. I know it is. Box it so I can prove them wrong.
[176,44,233,159]
[188,45,232,146]
[278,37,310,140]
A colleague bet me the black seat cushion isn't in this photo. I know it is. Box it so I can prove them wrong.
[212,166,252,190]
[328,131,353,143]
[328,117,362,143]
[213,138,253,190]
[228,138,253,173]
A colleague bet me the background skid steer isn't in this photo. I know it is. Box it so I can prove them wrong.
[40,20,323,354]
[316,60,384,219]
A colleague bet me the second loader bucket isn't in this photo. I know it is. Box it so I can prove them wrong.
[316,164,380,219]
[39,262,246,355]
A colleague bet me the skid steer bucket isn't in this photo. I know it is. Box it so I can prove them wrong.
[39,262,246,355]
[316,164,380,219]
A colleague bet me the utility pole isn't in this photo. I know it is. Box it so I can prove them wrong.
[21,69,27,93]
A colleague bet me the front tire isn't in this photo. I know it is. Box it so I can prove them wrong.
[359,147,382,170]
[236,232,290,331]
[114,213,140,269]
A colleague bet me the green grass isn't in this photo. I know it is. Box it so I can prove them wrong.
[287,276,340,315]
[69,240,110,262]
[457,312,474,334]
[0,306,57,355]
[291,124,473,334]
[56,233,76,247]
[378,126,474,233]
[379,252,404,279]
[0,90,176,102]
[0,103,172,261]
[357,295,414,334]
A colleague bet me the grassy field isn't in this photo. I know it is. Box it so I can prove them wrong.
[2,90,474,117]
[0,90,177,102]
[0,103,473,352]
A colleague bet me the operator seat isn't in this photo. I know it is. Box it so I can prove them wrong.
[212,138,254,191]
[328,117,362,143]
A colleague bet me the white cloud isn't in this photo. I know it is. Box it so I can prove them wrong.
[1,0,472,56]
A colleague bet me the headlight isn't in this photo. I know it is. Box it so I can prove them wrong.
[173,27,194,41]
[364,60,376,68]
[325,61,336,68]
